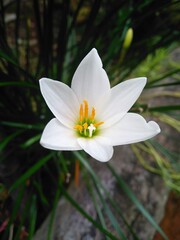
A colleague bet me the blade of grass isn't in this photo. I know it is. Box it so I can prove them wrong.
[20,134,41,148]
[147,68,180,86]
[46,180,62,240]
[152,113,180,132]
[0,81,38,89]
[107,163,168,240]
[148,105,180,112]
[144,141,180,192]
[0,50,17,65]
[74,152,127,239]
[131,144,161,175]
[147,81,180,88]
[14,193,33,240]
[32,180,49,207]
[0,130,23,151]
[105,191,141,240]
[84,175,109,240]
[9,153,54,192]
[28,195,37,240]
[0,51,35,81]
[7,184,26,233]
[93,180,127,240]
[1,121,43,130]
[76,153,140,239]
[62,188,118,240]
[150,140,180,168]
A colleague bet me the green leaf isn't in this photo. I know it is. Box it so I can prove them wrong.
[63,189,119,240]
[148,105,180,112]
[10,153,54,192]
[47,182,62,240]
[75,152,127,239]
[107,164,168,240]
[0,50,17,65]
[84,176,109,240]
[0,130,23,151]
[147,81,180,88]
[147,69,180,86]
[20,134,41,148]
[0,81,38,89]
[1,121,43,130]
[28,195,37,239]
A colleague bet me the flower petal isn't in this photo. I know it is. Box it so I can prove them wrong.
[40,118,81,150]
[71,48,110,106]
[39,78,79,128]
[102,113,160,145]
[77,136,113,162]
[97,77,147,127]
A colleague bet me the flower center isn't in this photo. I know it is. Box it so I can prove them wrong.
[74,100,104,138]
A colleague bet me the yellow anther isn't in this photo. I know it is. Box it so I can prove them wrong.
[83,122,88,129]
[83,100,88,119]
[90,107,95,120]
[74,125,83,133]
[94,122,104,127]
[79,104,83,122]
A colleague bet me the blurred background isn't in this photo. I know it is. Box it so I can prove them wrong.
[0,0,179,239]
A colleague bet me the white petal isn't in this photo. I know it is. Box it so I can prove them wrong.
[77,136,113,162]
[97,77,147,127]
[40,118,81,150]
[71,48,110,106]
[102,113,161,145]
[39,78,79,128]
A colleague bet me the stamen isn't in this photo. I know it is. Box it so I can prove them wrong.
[90,107,95,120]
[79,104,83,122]
[83,123,88,129]
[83,100,88,119]
[94,121,104,127]
[74,125,83,133]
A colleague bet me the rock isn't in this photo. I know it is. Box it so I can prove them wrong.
[33,144,169,240]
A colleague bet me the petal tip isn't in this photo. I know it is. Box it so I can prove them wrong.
[90,48,98,53]
[88,48,99,59]
[39,77,52,88]
[142,77,147,85]
[148,121,161,134]
[136,77,147,86]
[39,77,53,82]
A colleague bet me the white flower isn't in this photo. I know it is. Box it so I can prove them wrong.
[39,48,160,162]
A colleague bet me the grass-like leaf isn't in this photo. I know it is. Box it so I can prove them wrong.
[107,163,168,240]
[63,188,119,240]
[28,195,37,239]
[10,153,54,192]
[149,105,180,112]
[75,152,132,239]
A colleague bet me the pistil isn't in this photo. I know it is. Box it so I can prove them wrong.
[88,124,96,137]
